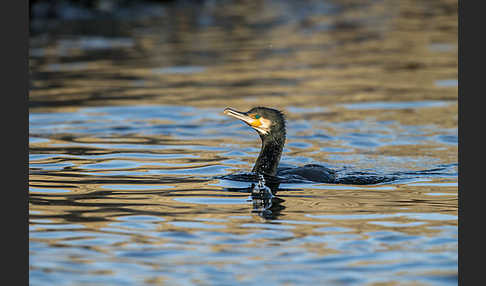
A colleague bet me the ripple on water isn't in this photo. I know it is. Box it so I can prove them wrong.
[152,66,206,74]
[80,160,143,170]
[174,197,249,205]
[341,100,452,110]
[29,187,72,194]
[101,184,173,190]
[368,221,427,227]
[168,221,226,229]
[29,99,458,285]
[29,2,458,284]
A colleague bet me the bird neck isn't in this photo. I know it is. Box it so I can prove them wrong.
[252,134,285,176]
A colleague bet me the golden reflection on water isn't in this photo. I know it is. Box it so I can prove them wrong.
[29,0,457,284]
[30,0,457,111]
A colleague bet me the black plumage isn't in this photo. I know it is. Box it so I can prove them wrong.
[224,106,336,183]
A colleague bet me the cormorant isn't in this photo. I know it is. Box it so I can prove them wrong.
[222,106,456,187]
[224,106,337,183]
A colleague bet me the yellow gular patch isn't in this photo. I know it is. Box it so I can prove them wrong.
[250,119,262,127]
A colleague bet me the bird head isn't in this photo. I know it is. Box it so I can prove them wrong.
[224,107,286,140]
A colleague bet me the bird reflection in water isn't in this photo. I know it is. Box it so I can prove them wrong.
[249,174,284,219]
[223,173,285,219]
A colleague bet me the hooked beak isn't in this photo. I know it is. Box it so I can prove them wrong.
[224,107,269,135]
[223,107,254,125]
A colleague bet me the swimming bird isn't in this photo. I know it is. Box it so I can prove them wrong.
[223,106,455,186]
[223,106,338,183]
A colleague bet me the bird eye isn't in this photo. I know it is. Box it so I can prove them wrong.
[254,115,261,119]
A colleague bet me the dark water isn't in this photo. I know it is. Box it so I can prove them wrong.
[29,0,457,285]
